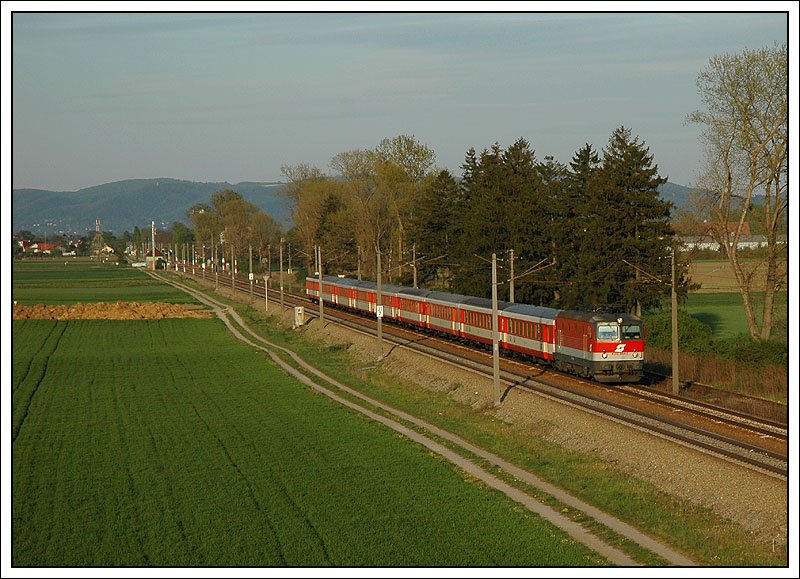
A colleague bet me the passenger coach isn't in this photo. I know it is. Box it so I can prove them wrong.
[307,276,644,383]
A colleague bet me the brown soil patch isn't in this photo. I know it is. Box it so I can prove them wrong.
[13,301,213,320]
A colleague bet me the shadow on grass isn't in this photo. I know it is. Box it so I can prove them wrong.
[689,312,725,335]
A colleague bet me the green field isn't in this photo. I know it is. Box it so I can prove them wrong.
[11,261,603,566]
[12,259,196,304]
[684,292,787,340]
[686,259,788,339]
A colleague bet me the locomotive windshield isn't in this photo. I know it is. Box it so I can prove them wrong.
[622,324,642,340]
[596,322,619,341]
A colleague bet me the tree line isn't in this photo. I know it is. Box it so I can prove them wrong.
[186,189,284,269]
[282,128,677,316]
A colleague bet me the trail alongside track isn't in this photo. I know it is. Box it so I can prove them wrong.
[151,271,697,567]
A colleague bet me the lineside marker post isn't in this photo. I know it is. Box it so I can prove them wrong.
[671,246,679,395]
[492,252,501,406]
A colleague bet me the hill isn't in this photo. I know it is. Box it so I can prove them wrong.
[12,178,695,236]
[12,178,290,236]
[658,181,696,211]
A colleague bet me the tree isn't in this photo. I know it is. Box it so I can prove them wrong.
[450,139,548,301]
[331,149,384,274]
[597,127,674,316]
[171,221,194,246]
[374,135,436,282]
[410,169,461,286]
[282,162,356,276]
[687,42,787,340]
[187,203,217,255]
[559,144,602,307]
[250,211,282,264]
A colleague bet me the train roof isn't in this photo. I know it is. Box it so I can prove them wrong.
[425,290,471,305]
[558,309,643,324]
[460,296,515,312]
[504,303,562,320]
[314,277,636,323]
[398,288,433,298]
[316,276,408,295]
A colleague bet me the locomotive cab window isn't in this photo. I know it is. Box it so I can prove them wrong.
[596,322,619,342]
[622,324,641,340]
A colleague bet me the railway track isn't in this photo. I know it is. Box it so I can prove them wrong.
[170,266,788,479]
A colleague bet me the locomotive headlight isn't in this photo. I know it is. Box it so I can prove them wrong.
[602,352,608,359]
[633,351,640,358]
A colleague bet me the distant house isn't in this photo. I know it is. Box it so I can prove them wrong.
[26,242,58,254]
[144,248,165,267]
[17,240,35,252]
[679,234,786,252]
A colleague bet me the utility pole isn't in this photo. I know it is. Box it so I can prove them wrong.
[492,253,501,406]
[376,247,383,360]
[317,244,324,323]
[357,244,362,281]
[279,238,285,308]
[412,243,418,288]
[671,246,679,395]
[263,275,269,312]
[249,244,254,302]
[151,221,156,271]
[509,248,515,303]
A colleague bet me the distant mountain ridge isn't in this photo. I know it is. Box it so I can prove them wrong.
[12,178,290,235]
[12,178,695,236]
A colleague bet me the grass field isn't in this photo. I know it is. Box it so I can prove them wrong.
[12,259,197,304]
[688,258,787,294]
[11,259,787,567]
[11,261,604,566]
[684,291,788,340]
[686,260,788,340]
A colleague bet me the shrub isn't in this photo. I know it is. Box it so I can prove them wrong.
[642,310,715,354]
[714,334,789,366]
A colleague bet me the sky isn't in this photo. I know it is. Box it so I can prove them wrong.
[4,2,794,193]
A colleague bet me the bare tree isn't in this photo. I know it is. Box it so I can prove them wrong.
[687,42,787,340]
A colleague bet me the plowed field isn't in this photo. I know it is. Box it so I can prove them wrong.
[12,301,212,320]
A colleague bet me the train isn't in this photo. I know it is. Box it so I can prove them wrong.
[306,275,645,383]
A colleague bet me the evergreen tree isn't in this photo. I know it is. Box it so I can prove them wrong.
[410,169,461,287]
[590,127,674,314]
[451,144,500,296]
[451,139,547,301]
[561,143,603,308]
